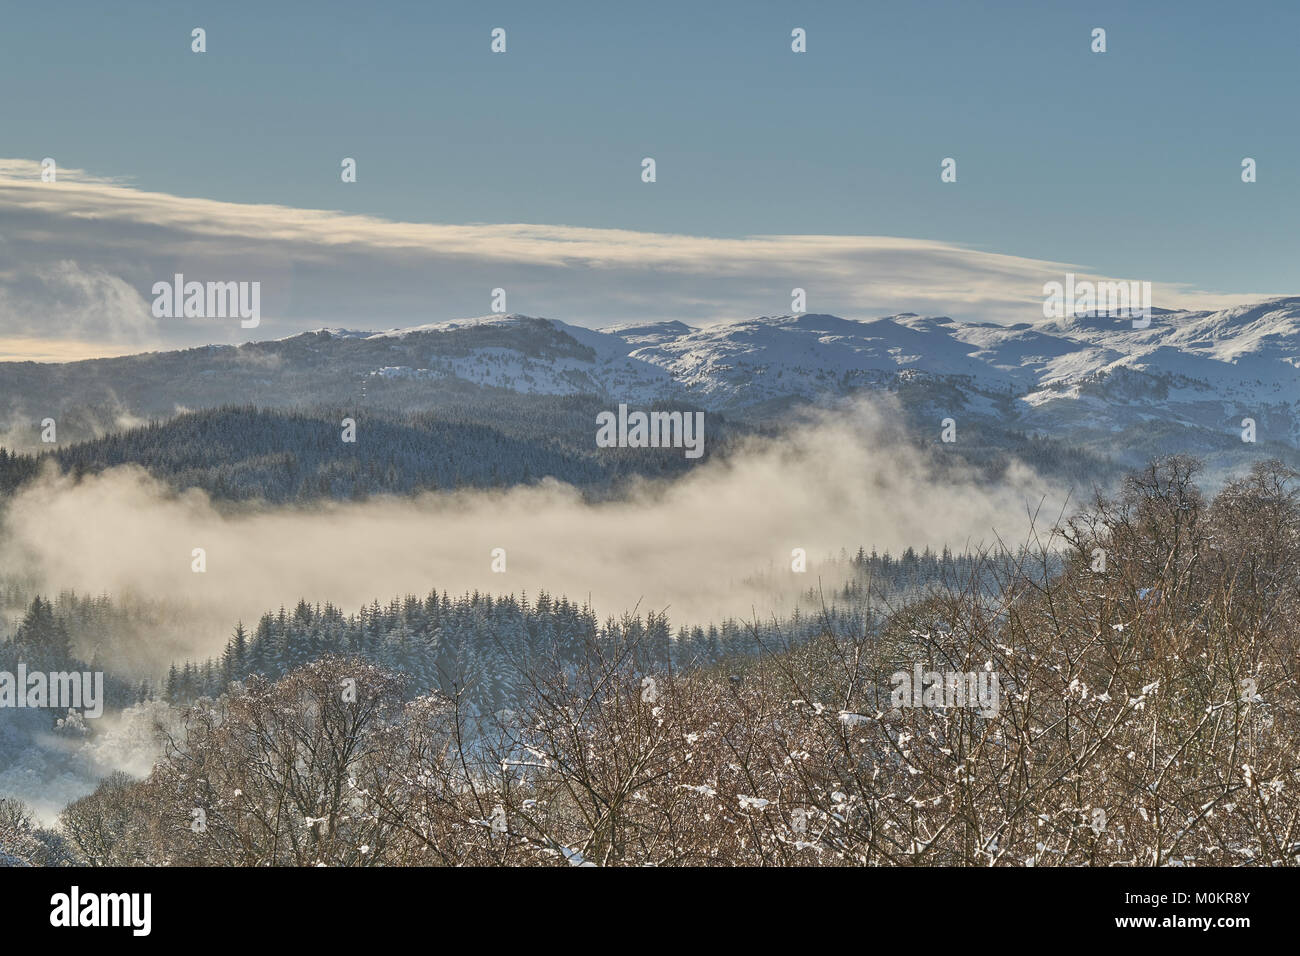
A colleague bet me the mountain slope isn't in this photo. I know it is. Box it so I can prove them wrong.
[3,300,1300,476]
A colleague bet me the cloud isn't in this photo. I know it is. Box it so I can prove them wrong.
[0,260,153,344]
[0,396,1063,670]
[0,158,1275,358]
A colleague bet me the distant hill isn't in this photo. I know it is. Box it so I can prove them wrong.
[5,301,1300,482]
[2,404,735,503]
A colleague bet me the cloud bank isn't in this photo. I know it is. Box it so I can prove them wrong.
[0,398,1063,670]
[0,158,1272,359]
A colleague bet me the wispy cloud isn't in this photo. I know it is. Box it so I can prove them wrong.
[0,158,1275,358]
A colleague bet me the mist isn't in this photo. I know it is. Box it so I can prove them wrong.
[0,397,1066,674]
[0,701,175,824]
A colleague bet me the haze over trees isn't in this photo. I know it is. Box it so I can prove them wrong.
[5,456,1295,866]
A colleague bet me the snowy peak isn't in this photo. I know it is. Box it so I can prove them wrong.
[291,300,1300,418]
[597,320,696,344]
[32,299,1300,458]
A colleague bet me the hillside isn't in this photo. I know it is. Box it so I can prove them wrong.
[4,301,1300,481]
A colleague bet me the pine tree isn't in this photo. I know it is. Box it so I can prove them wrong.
[223,621,249,682]
[13,597,72,664]
[164,664,180,704]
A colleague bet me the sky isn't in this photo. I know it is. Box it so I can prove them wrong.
[1,0,1296,358]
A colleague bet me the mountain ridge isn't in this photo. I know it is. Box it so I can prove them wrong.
[4,300,1300,475]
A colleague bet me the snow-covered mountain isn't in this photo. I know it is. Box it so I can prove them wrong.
[5,300,1300,470]
[329,298,1297,395]
[609,301,1300,406]
[325,301,1300,444]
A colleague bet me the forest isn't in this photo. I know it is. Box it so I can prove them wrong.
[0,398,1121,505]
[2,455,1296,866]
[0,403,736,502]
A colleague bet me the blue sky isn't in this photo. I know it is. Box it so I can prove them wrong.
[0,0,1296,355]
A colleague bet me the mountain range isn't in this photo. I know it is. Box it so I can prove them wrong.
[5,298,1300,478]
